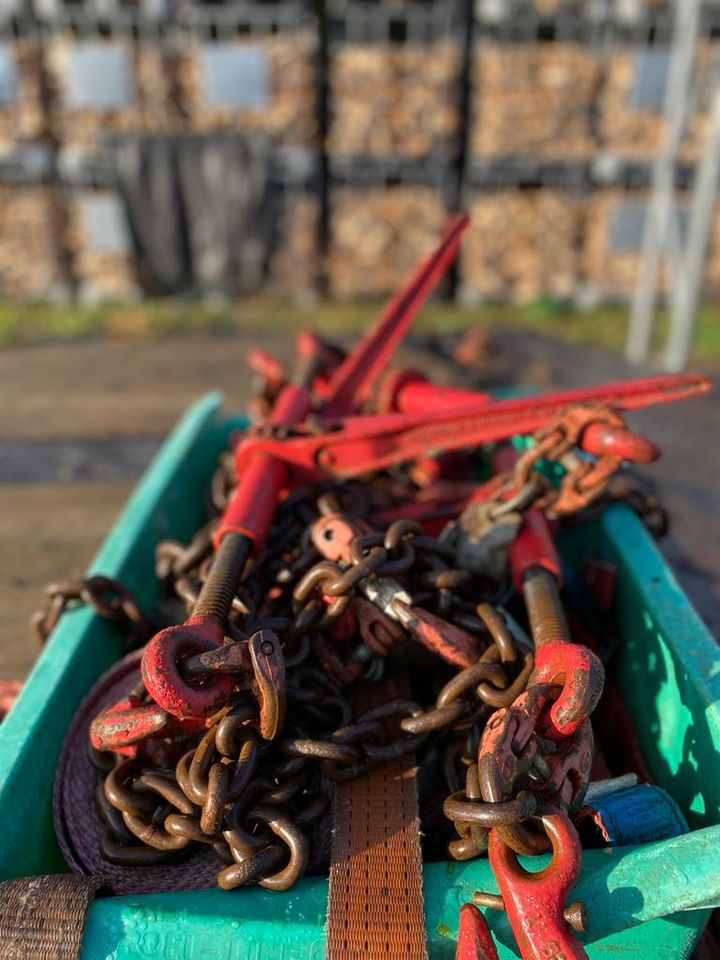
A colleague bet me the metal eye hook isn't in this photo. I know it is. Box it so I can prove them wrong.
[486,806,589,960]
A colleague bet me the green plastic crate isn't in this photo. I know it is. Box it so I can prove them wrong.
[0,392,718,960]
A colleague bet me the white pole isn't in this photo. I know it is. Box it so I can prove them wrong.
[625,0,702,364]
[664,86,720,371]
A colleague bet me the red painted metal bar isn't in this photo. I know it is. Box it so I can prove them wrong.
[379,366,709,418]
[321,213,469,417]
[215,383,311,548]
[378,370,492,413]
[235,373,711,481]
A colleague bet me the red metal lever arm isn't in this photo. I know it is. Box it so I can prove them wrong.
[377,365,710,416]
[320,212,469,417]
[235,372,711,481]
[215,383,312,548]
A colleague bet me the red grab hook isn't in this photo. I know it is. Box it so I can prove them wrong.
[488,807,588,960]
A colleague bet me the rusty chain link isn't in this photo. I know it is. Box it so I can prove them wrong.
[32,575,155,651]
[44,401,663,893]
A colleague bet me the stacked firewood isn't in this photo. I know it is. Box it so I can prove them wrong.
[681,42,720,163]
[176,32,318,147]
[327,40,461,158]
[598,42,719,162]
[327,185,447,297]
[65,191,140,301]
[0,185,64,301]
[267,193,320,300]
[582,190,662,297]
[470,42,600,161]
[584,189,720,298]
[0,40,45,149]
[460,189,583,303]
[45,36,177,150]
[703,203,720,297]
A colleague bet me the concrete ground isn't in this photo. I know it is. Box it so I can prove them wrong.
[1,327,718,680]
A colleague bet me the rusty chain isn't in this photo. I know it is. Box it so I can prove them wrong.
[42,404,665,893]
[32,575,155,651]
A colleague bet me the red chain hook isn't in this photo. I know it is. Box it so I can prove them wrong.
[488,806,588,960]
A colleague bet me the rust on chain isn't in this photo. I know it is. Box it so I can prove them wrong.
[46,371,670,897]
[32,575,154,648]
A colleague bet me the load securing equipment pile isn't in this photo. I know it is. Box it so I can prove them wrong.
[4,214,717,960]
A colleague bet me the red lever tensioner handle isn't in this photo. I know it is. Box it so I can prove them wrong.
[321,213,469,417]
[233,373,711,481]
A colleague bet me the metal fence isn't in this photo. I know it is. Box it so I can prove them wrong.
[0,0,717,368]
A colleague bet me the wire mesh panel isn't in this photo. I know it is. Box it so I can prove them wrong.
[476,0,609,20]
[469,5,603,168]
[598,36,720,163]
[582,188,678,298]
[470,41,600,163]
[0,36,45,152]
[610,0,672,26]
[176,4,318,149]
[52,149,140,301]
[459,182,584,304]
[326,0,464,163]
[45,32,178,157]
[33,0,171,30]
[66,186,140,301]
[266,150,320,302]
[703,202,720,297]
[327,167,452,298]
[583,186,720,303]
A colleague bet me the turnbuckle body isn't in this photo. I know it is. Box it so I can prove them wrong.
[510,510,604,739]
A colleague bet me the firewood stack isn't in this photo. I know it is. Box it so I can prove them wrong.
[583,190,720,298]
[327,185,447,297]
[0,184,64,300]
[460,189,583,303]
[598,42,718,162]
[267,193,320,300]
[582,190,663,297]
[65,191,139,301]
[470,42,600,161]
[45,35,177,151]
[680,42,720,163]
[177,32,318,147]
[598,50,671,161]
[703,206,720,296]
[0,40,45,150]
[327,40,461,158]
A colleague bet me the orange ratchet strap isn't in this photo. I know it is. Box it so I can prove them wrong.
[326,681,428,960]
